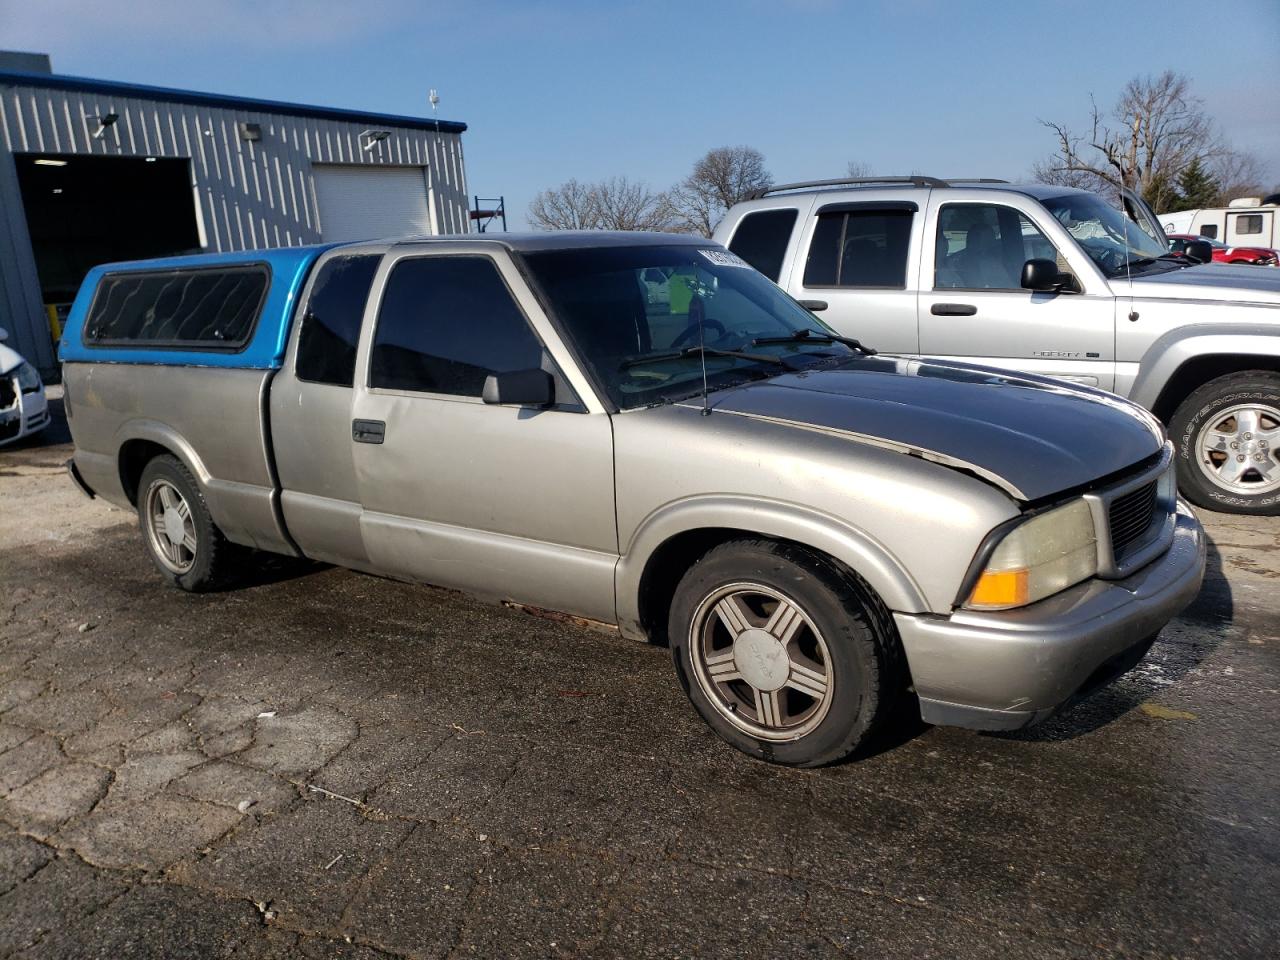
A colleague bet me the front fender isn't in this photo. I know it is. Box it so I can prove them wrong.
[614,494,930,641]
[1131,324,1280,411]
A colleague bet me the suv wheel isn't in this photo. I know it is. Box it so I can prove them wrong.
[1170,372,1280,515]
[138,455,242,591]
[668,539,903,767]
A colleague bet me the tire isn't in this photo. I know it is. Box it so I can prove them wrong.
[668,539,904,767]
[137,455,242,591]
[1169,371,1280,516]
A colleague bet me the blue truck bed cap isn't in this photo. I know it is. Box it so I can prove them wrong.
[59,244,341,369]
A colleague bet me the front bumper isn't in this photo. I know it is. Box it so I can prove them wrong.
[895,500,1206,731]
[0,382,48,447]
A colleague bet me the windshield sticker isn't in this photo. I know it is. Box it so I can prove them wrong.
[697,249,750,268]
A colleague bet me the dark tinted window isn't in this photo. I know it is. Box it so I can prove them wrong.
[295,255,380,386]
[727,209,798,281]
[1200,224,1218,239]
[370,256,543,396]
[803,210,911,288]
[86,266,268,348]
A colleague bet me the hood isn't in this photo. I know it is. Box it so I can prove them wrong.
[0,344,24,376]
[692,357,1163,502]
[1125,262,1280,306]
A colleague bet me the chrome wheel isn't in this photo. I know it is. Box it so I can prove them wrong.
[144,479,197,574]
[1194,403,1280,496]
[689,582,834,741]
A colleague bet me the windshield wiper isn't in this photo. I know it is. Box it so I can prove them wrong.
[752,328,878,356]
[619,346,800,371]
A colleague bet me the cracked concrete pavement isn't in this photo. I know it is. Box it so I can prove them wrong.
[1,392,1278,958]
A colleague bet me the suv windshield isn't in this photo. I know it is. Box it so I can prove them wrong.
[522,245,856,410]
[1042,193,1170,277]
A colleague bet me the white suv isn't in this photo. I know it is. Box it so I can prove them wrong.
[714,176,1280,515]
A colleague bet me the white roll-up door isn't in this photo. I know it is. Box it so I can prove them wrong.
[313,165,433,242]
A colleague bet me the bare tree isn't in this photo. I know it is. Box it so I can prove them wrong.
[1037,71,1215,211]
[528,178,601,230]
[1211,149,1266,204]
[592,177,675,231]
[528,177,674,231]
[846,160,873,178]
[669,146,772,236]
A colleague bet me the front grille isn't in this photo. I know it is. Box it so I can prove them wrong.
[0,415,19,441]
[0,376,15,409]
[1109,479,1159,559]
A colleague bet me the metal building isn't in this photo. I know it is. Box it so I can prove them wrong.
[0,53,469,375]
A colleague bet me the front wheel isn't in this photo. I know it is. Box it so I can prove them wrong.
[668,539,903,767]
[1170,372,1280,516]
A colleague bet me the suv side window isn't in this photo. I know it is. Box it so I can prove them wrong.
[295,255,381,386]
[935,204,1058,290]
[802,208,912,288]
[727,209,798,281]
[370,256,544,396]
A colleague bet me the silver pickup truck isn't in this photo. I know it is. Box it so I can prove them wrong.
[715,176,1280,515]
[61,233,1205,766]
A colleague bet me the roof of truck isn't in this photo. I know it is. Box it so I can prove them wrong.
[388,231,711,251]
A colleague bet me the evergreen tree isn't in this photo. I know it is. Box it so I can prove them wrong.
[1171,158,1220,212]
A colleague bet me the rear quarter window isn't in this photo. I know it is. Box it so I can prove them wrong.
[84,265,270,350]
[727,209,799,281]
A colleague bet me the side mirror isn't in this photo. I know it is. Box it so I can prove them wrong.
[0,326,8,342]
[1185,240,1214,264]
[482,368,554,407]
[1020,258,1063,292]
[796,299,828,313]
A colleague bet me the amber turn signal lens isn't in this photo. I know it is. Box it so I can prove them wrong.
[968,569,1030,608]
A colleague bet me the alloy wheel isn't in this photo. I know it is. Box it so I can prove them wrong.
[1194,403,1280,496]
[144,479,198,574]
[689,582,834,741]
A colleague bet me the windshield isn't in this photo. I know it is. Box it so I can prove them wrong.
[522,245,856,410]
[1042,193,1169,277]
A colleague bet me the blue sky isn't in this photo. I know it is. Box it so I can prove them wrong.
[4,0,1278,228]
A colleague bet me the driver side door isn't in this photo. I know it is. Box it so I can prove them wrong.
[918,198,1116,389]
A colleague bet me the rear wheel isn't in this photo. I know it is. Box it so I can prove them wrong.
[1170,371,1280,515]
[668,539,903,767]
[137,455,241,591]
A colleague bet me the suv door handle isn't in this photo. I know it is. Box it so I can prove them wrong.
[352,419,385,444]
[931,303,977,316]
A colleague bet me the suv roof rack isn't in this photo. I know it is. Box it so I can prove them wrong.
[745,177,1010,201]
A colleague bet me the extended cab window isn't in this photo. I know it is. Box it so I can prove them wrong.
[727,209,798,281]
[935,204,1057,290]
[85,266,268,348]
[803,208,912,288]
[370,256,543,396]
[295,255,380,386]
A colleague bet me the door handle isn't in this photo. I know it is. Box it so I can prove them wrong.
[930,303,977,316]
[352,419,385,444]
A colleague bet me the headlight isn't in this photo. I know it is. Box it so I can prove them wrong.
[15,362,42,394]
[965,498,1097,610]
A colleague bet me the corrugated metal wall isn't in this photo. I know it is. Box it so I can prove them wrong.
[0,78,469,373]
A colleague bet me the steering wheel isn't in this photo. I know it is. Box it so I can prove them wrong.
[670,316,727,349]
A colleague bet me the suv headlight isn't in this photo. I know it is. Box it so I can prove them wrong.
[15,362,42,394]
[965,499,1097,610]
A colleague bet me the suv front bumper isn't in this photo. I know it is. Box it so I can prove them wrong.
[894,500,1206,731]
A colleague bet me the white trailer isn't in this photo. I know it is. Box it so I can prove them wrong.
[1160,196,1280,247]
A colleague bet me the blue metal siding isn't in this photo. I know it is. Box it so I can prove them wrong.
[58,245,340,369]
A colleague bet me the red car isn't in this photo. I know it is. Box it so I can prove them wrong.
[1167,233,1279,266]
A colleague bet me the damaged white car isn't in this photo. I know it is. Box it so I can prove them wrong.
[0,326,50,447]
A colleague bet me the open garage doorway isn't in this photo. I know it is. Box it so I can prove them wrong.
[14,153,202,311]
